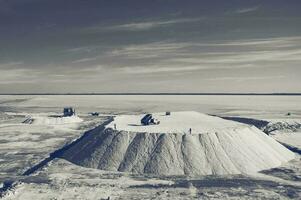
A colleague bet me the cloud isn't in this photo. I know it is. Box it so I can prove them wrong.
[206,75,286,82]
[90,18,202,32]
[172,49,301,65]
[3,36,299,92]
[109,42,188,59]
[122,65,204,74]
[71,57,98,63]
[0,61,107,85]
[0,68,41,84]
[197,37,298,47]
[235,6,259,14]
[105,36,301,75]
[0,62,38,84]
[64,46,97,53]
[0,61,24,69]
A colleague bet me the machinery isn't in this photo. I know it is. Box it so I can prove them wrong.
[63,107,75,117]
[90,112,99,116]
[141,114,160,125]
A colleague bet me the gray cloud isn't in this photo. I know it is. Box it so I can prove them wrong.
[97,36,301,76]
[88,18,202,32]
[1,0,300,93]
[71,57,98,64]
[3,36,299,84]
[0,68,42,84]
[235,6,259,14]
[206,75,286,82]
[122,65,203,74]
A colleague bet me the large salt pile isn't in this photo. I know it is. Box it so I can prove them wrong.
[61,111,295,176]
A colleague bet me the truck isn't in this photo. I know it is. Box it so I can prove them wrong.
[141,114,160,125]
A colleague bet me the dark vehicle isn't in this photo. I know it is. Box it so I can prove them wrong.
[141,114,153,125]
[141,114,160,125]
[90,112,99,116]
[63,107,75,117]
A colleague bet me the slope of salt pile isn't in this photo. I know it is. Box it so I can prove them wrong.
[61,111,295,176]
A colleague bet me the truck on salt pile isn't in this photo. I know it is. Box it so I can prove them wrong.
[141,114,160,125]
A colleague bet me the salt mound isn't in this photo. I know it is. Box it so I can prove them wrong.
[61,111,295,176]
[23,115,83,125]
[0,112,12,121]
[264,119,301,133]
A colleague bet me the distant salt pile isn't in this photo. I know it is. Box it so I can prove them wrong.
[23,115,83,125]
[0,112,12,121]
[264,119,301,134]
[61,111,295,176]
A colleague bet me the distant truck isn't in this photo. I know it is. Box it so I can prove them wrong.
[63,107,75,117]
[90,112,99,116]
[141,114,160,125]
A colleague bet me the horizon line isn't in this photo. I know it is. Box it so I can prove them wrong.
[0,93,301,96]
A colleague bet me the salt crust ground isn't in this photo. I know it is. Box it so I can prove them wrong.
[23,115,83,125]
[0,112,106,184]
[63,111,295,176]
[1,96,300,199]
[2,157,301,200]
[106,111,244,134]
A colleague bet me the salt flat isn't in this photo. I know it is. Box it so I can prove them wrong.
[1,95,301,117]
[0,95,300,199]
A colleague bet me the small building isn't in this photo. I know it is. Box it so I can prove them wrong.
[63,107,75,117]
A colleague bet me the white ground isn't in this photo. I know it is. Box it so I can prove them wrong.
[106,111,245,134]
[64,111,294,176]
[0,109,107,183]
[23,115,83,125]
[3,158,301,200]
[0,95,300,199]
[272,131,301,149]
[1,95,301,117]
[261,119,301,150]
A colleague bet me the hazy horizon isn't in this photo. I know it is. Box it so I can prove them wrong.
[1,0,300,93]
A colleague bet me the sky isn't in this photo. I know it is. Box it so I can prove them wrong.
[0,0,300,93]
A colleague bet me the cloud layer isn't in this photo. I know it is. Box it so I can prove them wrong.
[0,0,300,93]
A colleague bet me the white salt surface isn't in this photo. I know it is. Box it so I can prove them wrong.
[63,111,296,176]
[24,115,83,125]
[106,111,245,134]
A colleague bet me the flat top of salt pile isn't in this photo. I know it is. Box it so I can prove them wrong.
[106,111,246,134]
